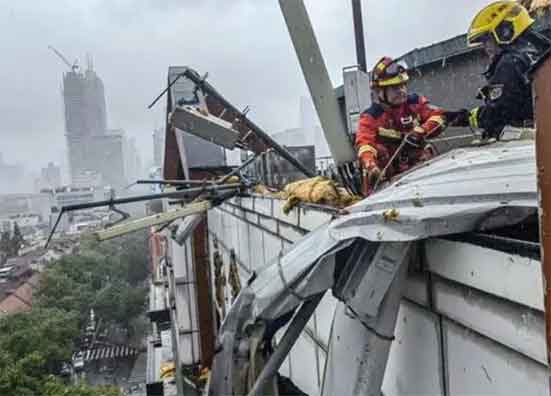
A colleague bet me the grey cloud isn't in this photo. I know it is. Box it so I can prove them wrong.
[0,0,492,179]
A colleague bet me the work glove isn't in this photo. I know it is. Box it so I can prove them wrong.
[404,131,425,148]
[468,107,480,129]
[444,109,470,127]
[368,166,382,186]
[362,161,382,187]
[444,108,479,128]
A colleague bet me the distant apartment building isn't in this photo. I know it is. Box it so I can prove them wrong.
[0,193,52,223]
[41,186,104,209]
[35,162,62,192]
[153,128,165,168]
[71,170,103,188]
[125,136,143,184]
[0,214,41,234]
[0,153,26,194]
[271,97,330,159]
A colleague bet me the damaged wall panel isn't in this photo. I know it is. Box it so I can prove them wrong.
[207,185,548,395]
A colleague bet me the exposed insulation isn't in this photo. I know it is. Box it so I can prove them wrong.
[281,177,361,214]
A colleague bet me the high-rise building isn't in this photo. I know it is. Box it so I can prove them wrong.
[38,162,61,190]
[61,62,128,188]
[63,68,107,138]
[87,130,127,189]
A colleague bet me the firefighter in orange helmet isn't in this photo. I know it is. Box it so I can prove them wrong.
[355,56,447,195]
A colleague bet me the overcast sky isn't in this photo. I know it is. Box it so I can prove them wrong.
[0,0,492,176]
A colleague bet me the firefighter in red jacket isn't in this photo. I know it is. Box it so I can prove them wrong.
[356,56,447,195]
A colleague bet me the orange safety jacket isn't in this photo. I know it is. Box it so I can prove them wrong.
[355,94,446,180]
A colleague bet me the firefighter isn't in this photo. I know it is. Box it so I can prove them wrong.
[356,56,447,196]
[456,1,549,142]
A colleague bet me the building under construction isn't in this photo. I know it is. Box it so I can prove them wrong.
[58,56,130,188]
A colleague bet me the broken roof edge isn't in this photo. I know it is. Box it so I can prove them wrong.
[335,10,551,100]
[397,33,478,70]
[236,141,538,319]
[209,141,539,395]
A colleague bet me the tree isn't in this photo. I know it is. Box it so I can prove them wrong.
[0,229,152,396]
[11,222,24,255]
[92,280,146,331]
[0,309,81,396]
[0,350,46,396]
[39,230,150,333]
[43,377,120,396]
[0,309,79,374]
[37,268,95,326]
[0,231,10,255]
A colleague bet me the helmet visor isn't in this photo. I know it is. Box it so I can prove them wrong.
[384,61,405,78]
[469,31,492,47]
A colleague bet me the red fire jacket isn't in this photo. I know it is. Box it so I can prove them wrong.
[355,94,446,180]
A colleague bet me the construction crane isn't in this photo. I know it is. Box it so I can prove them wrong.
[48,45,79,72]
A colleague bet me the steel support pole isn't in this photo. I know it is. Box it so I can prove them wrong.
[351,0,367,72]
[533,55,551,378]
[246,292,325,396]
[279,0,356,165]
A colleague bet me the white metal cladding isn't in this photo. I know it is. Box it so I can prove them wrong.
[382,301,443,396]
[167,230,200,366]
[444,319,548,395]
[237,220,251,271]
[426,238,543,310]
[433,277,546,365]
[289,333,321,395]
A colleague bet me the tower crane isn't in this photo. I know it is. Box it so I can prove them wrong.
[48,45,79,72]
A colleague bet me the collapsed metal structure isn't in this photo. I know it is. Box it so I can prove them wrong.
[208,141,539,395]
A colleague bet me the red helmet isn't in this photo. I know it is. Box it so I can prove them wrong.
[370,57,409,89]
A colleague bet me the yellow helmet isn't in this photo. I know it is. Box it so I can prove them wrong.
[468,1,534,47]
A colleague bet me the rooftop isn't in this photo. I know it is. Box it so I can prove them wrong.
[0,273,40,316]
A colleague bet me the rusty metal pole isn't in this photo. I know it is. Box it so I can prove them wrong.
[533,55,551,377]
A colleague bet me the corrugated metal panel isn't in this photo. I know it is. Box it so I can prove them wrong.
[382,301,444,396]
[351,142,535,213]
